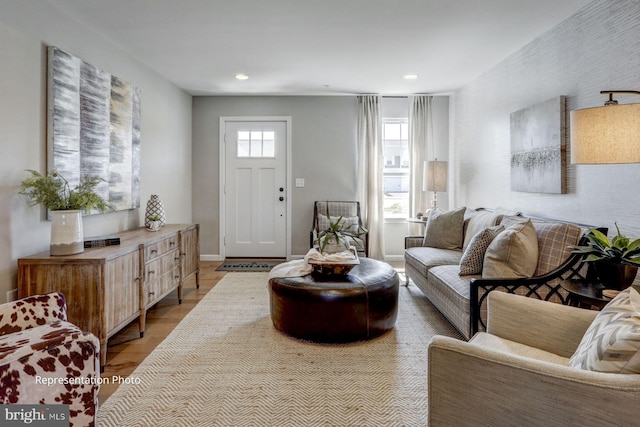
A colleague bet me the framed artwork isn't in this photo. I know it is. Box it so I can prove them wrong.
[510,96,566,194]
[48,46,141,213]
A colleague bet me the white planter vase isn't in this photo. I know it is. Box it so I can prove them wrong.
[50,210,84,256]
[145,195,166,229]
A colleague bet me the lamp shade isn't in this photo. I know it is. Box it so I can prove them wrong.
[570,103,640,164]
[423,160,448,192]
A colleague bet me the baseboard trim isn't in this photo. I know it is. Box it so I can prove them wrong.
[201,254,224,261]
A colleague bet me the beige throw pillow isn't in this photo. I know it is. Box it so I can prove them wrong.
[423,207,466,250]
[482,219,538,279]
[569,287,640,374]
[463,210,503,250]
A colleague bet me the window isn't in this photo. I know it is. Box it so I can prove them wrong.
[382,119,409,218]
[237,130,275,158]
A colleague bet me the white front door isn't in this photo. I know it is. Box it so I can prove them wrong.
[222,118,289,258]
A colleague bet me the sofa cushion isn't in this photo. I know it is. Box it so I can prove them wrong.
[530,220,583,276]
[428,265,480,338]
[463,211,504,250]
[423,207,466,249]
[470,332,571,366]
[483,219,538,279]
[405,247,463,278]
[569,287,640,374]
[459,225,504,276]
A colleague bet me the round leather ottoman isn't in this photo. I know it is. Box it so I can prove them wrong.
[268,258,399,342]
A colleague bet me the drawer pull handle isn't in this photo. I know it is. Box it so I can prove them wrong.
[135,277,141,281]
[175,275,180,279]
[151,249,157,254]
[175,257,180,261]
[149,270,155,274]
[149,291,155,296]
[170,241,176,246]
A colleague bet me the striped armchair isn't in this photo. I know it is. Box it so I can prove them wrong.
[310,201,368,256]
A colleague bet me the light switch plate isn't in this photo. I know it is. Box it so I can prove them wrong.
[295,178,305,188]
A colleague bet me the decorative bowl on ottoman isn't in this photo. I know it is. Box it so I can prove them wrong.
[308,253,360,276]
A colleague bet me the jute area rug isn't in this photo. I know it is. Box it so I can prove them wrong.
[98,272,462,426]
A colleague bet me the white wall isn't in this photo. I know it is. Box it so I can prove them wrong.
[453,0,640,237]
[0,2,192,302]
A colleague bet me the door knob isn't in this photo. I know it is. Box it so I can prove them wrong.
[279,196,284,201]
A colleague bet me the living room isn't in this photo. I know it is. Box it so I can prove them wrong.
[1,0,640,425]
[3,0,640,287]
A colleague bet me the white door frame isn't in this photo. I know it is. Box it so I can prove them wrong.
[219,116,292,259]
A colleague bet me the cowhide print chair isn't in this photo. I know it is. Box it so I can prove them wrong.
[0,292,100,427]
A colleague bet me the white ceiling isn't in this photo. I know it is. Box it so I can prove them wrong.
[46,0,592,96]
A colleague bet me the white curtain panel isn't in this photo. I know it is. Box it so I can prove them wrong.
[357,95,385,260]
[409,95,433,224]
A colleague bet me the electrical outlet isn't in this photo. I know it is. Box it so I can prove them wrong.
[6,289,18,302]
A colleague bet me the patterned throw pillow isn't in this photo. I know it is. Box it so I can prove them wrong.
[459,225,504,276]
[569,287,640,374]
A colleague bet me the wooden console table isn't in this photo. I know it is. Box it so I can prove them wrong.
[18,224,200,368]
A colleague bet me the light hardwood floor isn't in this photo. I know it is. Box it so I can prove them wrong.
[98,260,224,403]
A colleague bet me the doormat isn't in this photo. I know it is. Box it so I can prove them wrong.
[216,260,285,272]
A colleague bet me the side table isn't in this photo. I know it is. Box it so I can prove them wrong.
[560,279,612,310]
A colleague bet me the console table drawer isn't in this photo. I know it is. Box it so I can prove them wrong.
[145,235,178,261]
[144,266,180,307]
[145,248,180,278]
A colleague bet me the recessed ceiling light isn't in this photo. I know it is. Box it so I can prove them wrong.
[404,74,418,80]
[235,73,249,80]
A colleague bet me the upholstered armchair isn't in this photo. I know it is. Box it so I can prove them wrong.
[0,292,100,427]
[428,291,640,426]
[310,201,368,256]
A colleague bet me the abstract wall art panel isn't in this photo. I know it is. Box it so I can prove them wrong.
[510,96,567,194]
[48,46,141,213]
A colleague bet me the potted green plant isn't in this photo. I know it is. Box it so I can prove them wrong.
[570,224,640,290]
[147,214,162,231]
[316,206,364,255]
[19,170,111,256]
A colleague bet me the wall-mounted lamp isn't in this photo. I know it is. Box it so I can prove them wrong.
[570,90,640,164]
[423,159,448,211]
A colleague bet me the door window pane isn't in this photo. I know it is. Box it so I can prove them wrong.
[237,130,276,158]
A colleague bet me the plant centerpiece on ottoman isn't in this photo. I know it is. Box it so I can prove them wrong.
[315,205,365,255]
[570,224,640,290]
[309,204,366,275]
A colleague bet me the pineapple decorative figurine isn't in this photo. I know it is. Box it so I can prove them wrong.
[144,194,166,230]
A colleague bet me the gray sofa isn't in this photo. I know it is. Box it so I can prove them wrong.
[404,208,592,339]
